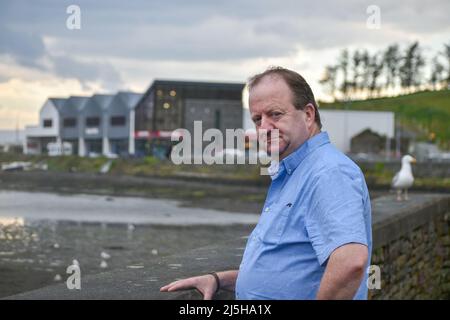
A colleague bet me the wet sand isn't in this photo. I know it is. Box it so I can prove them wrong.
[0,190,257,298]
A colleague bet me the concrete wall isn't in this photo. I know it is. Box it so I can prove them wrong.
[7,193,449,300]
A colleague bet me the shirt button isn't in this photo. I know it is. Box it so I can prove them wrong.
[265,207,270,212]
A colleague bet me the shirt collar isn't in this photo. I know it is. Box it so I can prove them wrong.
[281,131,330,175]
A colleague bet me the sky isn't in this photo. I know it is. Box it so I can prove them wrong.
[0,0,449,129]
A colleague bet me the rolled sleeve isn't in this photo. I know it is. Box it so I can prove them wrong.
[305,166,368,266]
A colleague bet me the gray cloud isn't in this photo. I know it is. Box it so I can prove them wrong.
[0,2,123,90]
[0,0,448,90]
[2,0,449,59]
[0,23,46,69]
[51,55,123,90]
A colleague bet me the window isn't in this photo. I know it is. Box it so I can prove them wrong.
[86,117,100,127]
[43,119,52,128]
[111,116,126,126]
[63,118,77,127]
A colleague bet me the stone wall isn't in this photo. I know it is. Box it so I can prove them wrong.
[369,194,450,299]
[7,193,450,300]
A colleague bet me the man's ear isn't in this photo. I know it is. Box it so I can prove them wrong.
[304,103,316,128]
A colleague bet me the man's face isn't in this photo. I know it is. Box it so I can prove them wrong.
[249,75,313,160]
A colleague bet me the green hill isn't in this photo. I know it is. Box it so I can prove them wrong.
[319,89,450,149]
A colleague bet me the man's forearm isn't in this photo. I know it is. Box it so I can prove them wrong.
[316,265,364,299]
[216,270,239,292]
[316,244,368,299]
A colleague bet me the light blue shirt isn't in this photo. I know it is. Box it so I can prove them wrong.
[235,132,372,300]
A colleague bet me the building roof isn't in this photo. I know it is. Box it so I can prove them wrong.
[48,98,67,111]
[135,79,245,109]
[65,96,90,112]
[116,91,143,110]
[91,94,115,110]
[152,79,245,90]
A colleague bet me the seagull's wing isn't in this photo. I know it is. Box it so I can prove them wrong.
[391,172,400,188]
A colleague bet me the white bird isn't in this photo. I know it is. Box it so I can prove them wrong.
[392,155,416,201]
[100,251,111,260]
[100,260,108,269]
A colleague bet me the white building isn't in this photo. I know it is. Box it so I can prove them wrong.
[24,98,66,155]
[243,108,395,154]
[320,109,394,153]
[24,92,142,157]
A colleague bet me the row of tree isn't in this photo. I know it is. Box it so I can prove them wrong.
[319,41,450,101]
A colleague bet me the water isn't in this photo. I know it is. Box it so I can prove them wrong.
[0,190,258,298]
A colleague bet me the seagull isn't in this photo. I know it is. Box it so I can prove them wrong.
[392,155,416,201]
[100,251,111,260]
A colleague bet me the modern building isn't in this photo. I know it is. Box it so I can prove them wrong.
[134,80,245,156]
[24,91,142,157]
[24,79,245,158]
[79,94,115,156]
[106,91,142,156]
[60,96,90,156]
[24,98,66,154]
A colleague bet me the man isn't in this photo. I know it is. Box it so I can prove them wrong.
[160,67,372,300]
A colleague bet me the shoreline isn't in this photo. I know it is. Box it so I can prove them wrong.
[0,171,268,214]
[0,171,447,215]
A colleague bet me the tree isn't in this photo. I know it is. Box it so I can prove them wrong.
[338,49,350,99]
[443,42,450,88]
[429,55,445,90]
[399,42,425,93]
[319,65,338,101]
[383,44,400,91]
[351,50,363,98]
[368,52,384,97]
[360,49,371,96]
[319,41,449,102]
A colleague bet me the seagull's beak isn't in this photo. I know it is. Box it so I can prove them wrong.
[411,157,417,164]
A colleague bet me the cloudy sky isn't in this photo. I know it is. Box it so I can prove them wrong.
[0,0,449,129]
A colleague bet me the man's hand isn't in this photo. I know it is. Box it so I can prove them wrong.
[160,270,238,300]
[316,243,368,300]
[160,274,218,300]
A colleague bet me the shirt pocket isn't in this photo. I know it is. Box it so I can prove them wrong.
[256,204,291,245]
